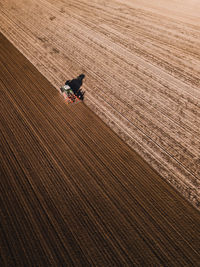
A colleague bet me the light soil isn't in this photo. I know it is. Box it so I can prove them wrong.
[0,0,199,208]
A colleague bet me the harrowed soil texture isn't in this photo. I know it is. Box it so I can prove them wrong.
[0,34,200,266]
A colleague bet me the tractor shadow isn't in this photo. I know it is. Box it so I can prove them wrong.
[65,74,85,100]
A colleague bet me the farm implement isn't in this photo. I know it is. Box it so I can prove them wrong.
[60,85,81,104]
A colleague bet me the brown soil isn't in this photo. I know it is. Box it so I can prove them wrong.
[1,33,200,266]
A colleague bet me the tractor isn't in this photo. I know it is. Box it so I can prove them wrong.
[60,85,81,104]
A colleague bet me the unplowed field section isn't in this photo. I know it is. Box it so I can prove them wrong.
[1,34,200,266]
[0,0,199,208]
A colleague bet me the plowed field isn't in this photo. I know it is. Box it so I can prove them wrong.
[1,33,200,266]
[0,0,199,207]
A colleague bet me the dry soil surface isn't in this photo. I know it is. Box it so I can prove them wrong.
[1,33,200,267]
[0,0,199,207]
